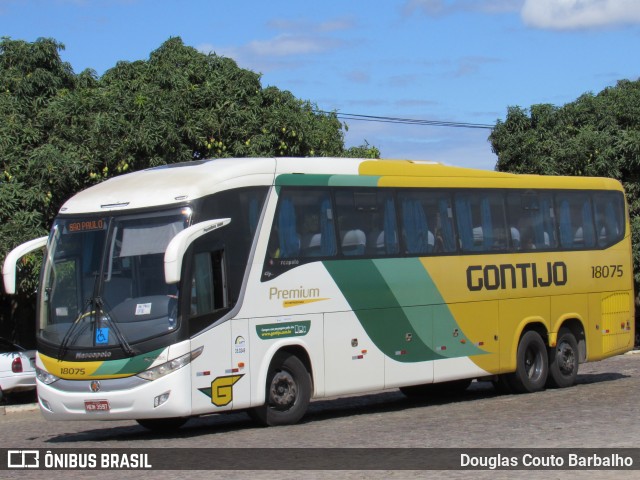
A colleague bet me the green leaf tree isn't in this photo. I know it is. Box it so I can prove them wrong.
[0,36,378,344]
[490,79,640,310]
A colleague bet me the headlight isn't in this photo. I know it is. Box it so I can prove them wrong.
[136,346,203,381]
[36,367,60,385]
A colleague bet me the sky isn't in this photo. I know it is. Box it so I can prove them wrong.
[1,0,640,170]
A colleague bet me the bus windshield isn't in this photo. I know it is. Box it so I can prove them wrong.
[38,208,192,353]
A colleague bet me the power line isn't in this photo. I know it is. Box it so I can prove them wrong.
[315,110,494,130]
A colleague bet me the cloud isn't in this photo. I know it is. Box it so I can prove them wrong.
[245,34,344,57]
[198,42,307,74]
[403,0,522,17]
[344,70,371,84]
[198,16,355,73]
[452,56,501,77]
[403,0,640,30]
[344,120,497,170]
[387,73,420,87]
[521,0,640,30]
[202,34,347,73]
[266,17,356,33]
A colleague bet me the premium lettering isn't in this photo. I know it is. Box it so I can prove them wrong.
[269,286,320,300]
[466,262,567,291]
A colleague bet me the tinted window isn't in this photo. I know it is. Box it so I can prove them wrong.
[397,190,456,254]
[268,189,337,259]
[455,191,508,252]
[190,250,227,316]
[593,192,625,247]
[556,192,595,249]
[507,191,557,250]
[199,187,268,303]
[335,190,398,256]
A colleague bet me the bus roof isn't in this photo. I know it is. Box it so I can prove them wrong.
[58,157,624,215]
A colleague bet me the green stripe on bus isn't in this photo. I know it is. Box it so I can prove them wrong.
[372,258,485,358]
[275,174,333,186]
[323,259,443,362]
[275,174,381,187]
[92,348,165,376]
[324,258,485,361]
[328,175,380,187]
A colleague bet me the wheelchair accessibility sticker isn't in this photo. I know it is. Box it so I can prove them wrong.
[95,328,109,345]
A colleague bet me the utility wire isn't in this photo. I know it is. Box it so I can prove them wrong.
[315,110,494,130]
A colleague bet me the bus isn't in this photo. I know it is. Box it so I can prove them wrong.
[2,157,635,430]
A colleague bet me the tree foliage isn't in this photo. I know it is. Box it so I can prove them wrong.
[0,36,378,341]
[490,79,640,296]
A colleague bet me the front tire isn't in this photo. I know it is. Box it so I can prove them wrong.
[547,328,579,388]
[507,330,548,393]
[251,352,311,426]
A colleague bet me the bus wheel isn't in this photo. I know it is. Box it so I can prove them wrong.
[507,330,548,393]
[136,417,189,431]
[547,328,579,388]
[251,352,311,426]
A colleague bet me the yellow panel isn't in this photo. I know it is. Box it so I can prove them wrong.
[447,301,500,374]
[360,160,624,192]
[39,353,110,379]
[550,294,588,336]
[600,292,633,354]
[498,297,550,372]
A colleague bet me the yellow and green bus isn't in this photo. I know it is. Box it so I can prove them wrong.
[3,158,634,429]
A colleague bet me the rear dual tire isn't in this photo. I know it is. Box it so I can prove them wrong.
[493,329,579,394]
[547,328,579,388]
[506,330,548,393]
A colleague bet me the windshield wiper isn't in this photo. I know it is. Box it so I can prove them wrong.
[57,298,95,360]
[96,296,136,357]
[56,296,137,359]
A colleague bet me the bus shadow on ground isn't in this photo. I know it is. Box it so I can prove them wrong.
[574,371,627,385]
[44,372,628,444]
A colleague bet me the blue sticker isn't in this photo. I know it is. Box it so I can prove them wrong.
[96,328,109,345]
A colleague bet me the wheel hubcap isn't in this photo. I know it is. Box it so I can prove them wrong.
[269,371,297,410]
[557,342,576,376]
[525,347,543,380]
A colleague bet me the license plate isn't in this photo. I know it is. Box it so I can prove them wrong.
[84,400,110,412]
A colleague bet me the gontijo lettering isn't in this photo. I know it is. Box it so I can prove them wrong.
[467,261,567,291]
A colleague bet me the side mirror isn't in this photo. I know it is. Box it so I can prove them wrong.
[164,218,231,284]
[2,236,48,295]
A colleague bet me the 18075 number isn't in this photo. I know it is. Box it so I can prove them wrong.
[60,367,86,375]
[591,265,623,278]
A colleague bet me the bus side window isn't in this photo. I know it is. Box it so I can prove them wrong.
[396,191,455,255]
[335,190,398,257]
[594,192,625,247]
[269,190,337,259]
[507,191,557,251]
[455,191,507,252]
[190,250,227,316]
[557,193,595,249]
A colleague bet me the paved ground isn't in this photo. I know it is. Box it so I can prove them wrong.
[2,351,639,479]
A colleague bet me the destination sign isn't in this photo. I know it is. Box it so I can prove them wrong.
[66,219,107,233]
